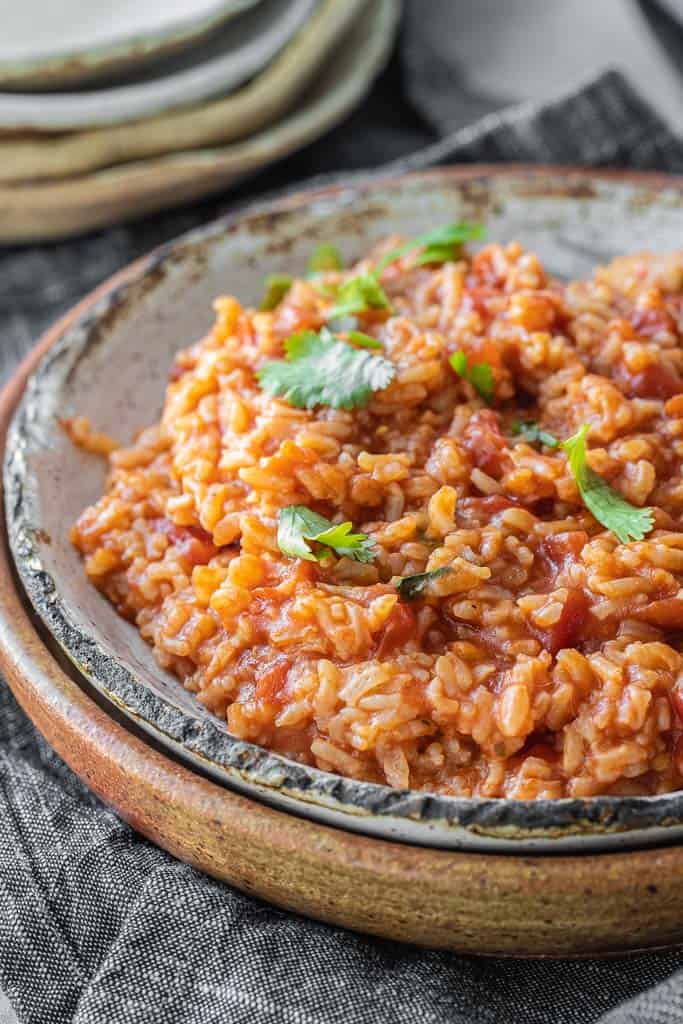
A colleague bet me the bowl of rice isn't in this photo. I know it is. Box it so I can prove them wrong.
[9,166,683,852]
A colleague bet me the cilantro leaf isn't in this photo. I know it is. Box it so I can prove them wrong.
[449,350,495,403]
[308,243,343,274]
[376,222,486,273]
[278,505,375,563]
[561,424,654,544]
[347,330,383,349]
[257,327,395,410]
[260,274,293,311]
[397,567,453,600]
[327,273,392,320]
[512,420,559,448]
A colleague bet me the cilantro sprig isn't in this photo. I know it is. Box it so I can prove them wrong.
[397,567,453,600]
[449,350,495,403]
[375,222,486,274]
[512,420,559,449]
[561,424,654,544]
[257,327,395,410]
[327,273,392,321]
[278,505,375,563]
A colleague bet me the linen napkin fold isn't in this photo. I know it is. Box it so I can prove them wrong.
[4,65,683,1024]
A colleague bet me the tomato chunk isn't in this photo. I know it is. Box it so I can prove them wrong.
[462,409,509,477]
[377,603,417,659]
[541,531,589,577]
[528,589,590,655]
[153,519,218,565]
[617,360,682,400]
[255,657,292,706]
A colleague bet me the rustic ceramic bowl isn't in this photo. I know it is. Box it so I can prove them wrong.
[8,166,683,855]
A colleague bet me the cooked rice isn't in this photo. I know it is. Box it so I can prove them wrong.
[71,238,683,798]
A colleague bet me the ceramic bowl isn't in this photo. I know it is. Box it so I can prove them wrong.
[9,166,683,853]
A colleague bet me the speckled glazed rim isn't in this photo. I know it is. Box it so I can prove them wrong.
[0,0,261,90]
[8,165,683,854]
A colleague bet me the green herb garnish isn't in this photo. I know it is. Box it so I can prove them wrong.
[308,243,343,274]
[561,424,654,544]
[327,272,392,320]
[347,330,383,349]
[257,327,395,410]
[512,420,559,449]
[278,505,375,563]
[376,222,486,274]
[260,274,293,311]
[449,350,495,403]
[397,567,453,600]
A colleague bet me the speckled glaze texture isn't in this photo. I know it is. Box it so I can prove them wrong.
[9,167,683,853]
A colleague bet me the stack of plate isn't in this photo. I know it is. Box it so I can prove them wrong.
[0,0,400,242]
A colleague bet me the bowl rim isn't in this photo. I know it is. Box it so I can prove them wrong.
[8,162,683,851]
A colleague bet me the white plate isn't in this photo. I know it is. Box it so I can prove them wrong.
[0,0,262,90]
[0,0,316,130]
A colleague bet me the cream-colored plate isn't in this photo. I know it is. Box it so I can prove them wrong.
[0,0,316,130]
[0,0,261,89]
[0,0,400,242]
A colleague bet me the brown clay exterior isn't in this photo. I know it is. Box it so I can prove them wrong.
[2,168,683,955]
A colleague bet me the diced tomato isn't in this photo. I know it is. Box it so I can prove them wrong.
[153,519,218,565]
[541,531,589,577]
[547,589,590,654]
[461,409,509,477]
[617,360,683,400]
[255,657,292,706]
[629,306,674,338]
[377,603,417,659]
[528,588,589,655]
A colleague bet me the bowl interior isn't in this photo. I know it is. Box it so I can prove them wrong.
[9,168,683,851]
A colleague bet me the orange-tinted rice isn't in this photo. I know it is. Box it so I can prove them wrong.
[71,237,683,798]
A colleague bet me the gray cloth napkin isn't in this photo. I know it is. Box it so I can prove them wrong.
[4,8,683,1023]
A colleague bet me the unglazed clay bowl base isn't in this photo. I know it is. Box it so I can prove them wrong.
[8,166,683,855]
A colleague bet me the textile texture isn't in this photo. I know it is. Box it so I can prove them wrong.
[4,11,683,1024]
